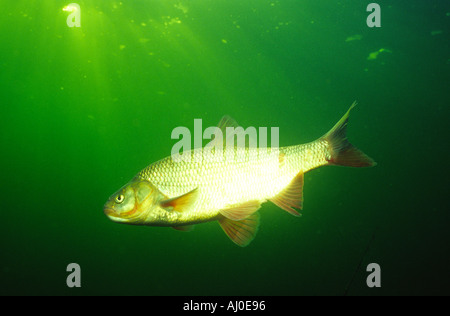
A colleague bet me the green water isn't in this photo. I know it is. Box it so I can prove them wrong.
[0,0,449,296]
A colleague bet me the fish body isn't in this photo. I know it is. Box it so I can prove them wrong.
[104,103,376,246]
[136,141,327,223]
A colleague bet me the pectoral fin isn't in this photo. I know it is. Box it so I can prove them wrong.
[218,212,260,247]
[219,200,262,221]
[269,172,304,216]
[160,188,198,213]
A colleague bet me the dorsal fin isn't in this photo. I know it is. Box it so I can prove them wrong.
[217,115,240,134]
[218,212,260,247]
[160,188,198,213]
[204,116,239,155]
[206,116,258,150]
[269,172,304,216]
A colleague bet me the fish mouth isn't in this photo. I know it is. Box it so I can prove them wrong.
[103,207,128,223]
[103,207,116,217]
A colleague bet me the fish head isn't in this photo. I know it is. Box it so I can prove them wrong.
[103,178,165,225]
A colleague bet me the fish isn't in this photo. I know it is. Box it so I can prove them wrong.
[103,102,376,246]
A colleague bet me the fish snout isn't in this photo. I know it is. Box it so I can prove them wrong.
[103,207,116,217]
[103,206,131,223]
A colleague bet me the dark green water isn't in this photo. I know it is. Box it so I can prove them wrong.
[0,0,449,296]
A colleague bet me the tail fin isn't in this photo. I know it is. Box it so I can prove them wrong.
[323,102,376,168]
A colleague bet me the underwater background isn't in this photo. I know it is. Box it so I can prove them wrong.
[0,0,448,295]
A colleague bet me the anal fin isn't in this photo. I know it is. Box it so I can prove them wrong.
[218,213,260,247]
[269,172,304,216]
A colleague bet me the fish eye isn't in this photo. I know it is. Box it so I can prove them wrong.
[115,194,125,204]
